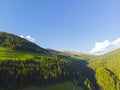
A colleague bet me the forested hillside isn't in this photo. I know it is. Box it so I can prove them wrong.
[0,32,95,90]
[88,49,120,90]
[0,32,120,90]
[0,55,96,90]
[0,32,47,53]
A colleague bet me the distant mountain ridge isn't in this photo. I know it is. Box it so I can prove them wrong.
[61,50,86,55]
[60,49,96,60]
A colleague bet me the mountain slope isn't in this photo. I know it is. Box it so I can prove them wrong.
[88,48,120,69]
[61,50,95,60]
[0,32,47,53]
[1,32,120,90]
[88,49,120,90]
[0,32,94,90]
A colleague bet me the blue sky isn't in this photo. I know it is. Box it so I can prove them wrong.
[0,0,120,54]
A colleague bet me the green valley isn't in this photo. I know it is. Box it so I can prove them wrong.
[0,32,120,90]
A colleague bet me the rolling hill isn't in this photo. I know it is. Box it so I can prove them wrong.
[0,32,94,90]
[0,32,120,90]
[0,32,47,53]
[88,49,120,90]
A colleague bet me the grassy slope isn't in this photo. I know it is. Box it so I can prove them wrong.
[0,47,48,60]
[88,49,120,90]
[60,50,95,61]
[0,32,91,90]
[0,47,92,90]
[18,82,85,90]
[88,49,120,71]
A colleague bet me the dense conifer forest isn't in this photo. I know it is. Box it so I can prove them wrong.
[0,32,120,90]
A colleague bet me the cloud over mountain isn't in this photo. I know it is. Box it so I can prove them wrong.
[89,38,120,54]
[111,38,120,47]
[89,40,110,54]
[20,35,35,42]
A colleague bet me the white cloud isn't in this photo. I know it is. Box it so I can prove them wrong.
[111,38,120,47]
[89,38,120,55]
[89,40,110,54]
[19,35,35,42]
[20,35,24,38]
[25,35,35,42]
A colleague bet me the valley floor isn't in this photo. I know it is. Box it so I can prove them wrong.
[17,82,85,90]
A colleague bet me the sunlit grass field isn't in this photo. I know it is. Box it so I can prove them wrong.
[0,47,47,60]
